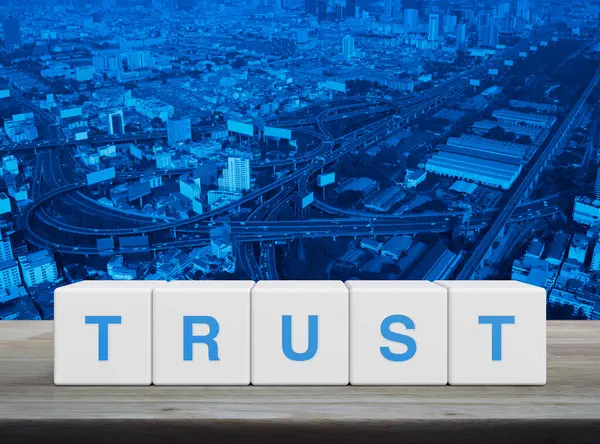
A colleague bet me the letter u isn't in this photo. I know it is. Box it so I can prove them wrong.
[281,315,319,361]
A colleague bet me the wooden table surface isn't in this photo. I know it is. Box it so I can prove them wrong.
[1,320,599,443]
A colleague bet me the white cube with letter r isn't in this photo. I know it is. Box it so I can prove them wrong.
[251,280,349,385]
[152,280,254,385]
[347,280,447,385]
[54,280,168,386]
[436,280,546,386]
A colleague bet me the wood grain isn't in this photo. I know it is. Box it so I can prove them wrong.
[0,320,599,422]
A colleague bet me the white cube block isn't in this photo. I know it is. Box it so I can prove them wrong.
[152,280,254,385]
[347,280,447,385]
[435,280,546,386]
[54,280,167,386]
[251,280,349,385]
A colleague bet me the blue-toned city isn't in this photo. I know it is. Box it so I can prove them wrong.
[0,0,599,320]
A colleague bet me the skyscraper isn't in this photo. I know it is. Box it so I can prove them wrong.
[317,0,327,21]
[392,0,402,18]
[404,8,419,30]
[0,231,14,262]
[384,0,393,17]
[305,0,317,15]
[497,2,511,17]
[219,157,251,192]
[3,17,21,53]
[594,167,600,200]
[516,0,530,21]
[477,12,491,46]
[342,35,355,58]
[177,0,196,9]
[488,21,500,46]
[345,0,355,17]
[428,14,440,42]
[443,14,457,33]
[456,23,467,50]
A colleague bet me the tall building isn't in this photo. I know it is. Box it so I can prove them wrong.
[18,250,59,288]
[456,23,467,50]
[428,14,440,41]
[4,116,38,143]
[342,35,355,58]
[345,0,355,17]
[155,152,172,169]
[0,260,21,290]
[317,0,327,21]
[591,241,600,272]
[384,0,393,17]
[497,2,511,17]
[167,117,192,146]
[443,14,457,33]
[477,11,491,45]
[3,17,21,53]
[488,21,500,46]
[177,0,196,9]
[595,167,600,200]
[0,193,10,215]
[392,0,402,17]
[0,231,14,262]
[179,176,201,201]
[516,0,530,21]
[106,110,125,135]
[404,8,418,30]
[218,157,251,192]
[305,0,317,15]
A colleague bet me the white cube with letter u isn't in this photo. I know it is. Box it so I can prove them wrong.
[250,280,349,385]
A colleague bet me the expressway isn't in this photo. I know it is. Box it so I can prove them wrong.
[28,201,562,256]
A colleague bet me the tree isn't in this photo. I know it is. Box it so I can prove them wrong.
[516,135,533,145]
[75,94,88,105]
[150,117,164,129]
[547,302,588,320]
[486,126,515,142]
[231,58,247,69]
[123,81,138,90]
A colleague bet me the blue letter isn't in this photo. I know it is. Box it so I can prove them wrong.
[282,315,318,361]
[479,315,515,361]
[380,314,417,362]
[183,316,220,361]
[85,315,122,361]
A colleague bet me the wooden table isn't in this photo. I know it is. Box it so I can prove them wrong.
[0,320,599,444]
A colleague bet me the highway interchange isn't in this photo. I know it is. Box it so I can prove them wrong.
[15,31,588,280]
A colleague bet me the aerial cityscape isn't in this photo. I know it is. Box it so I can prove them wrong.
[0,0,599,320]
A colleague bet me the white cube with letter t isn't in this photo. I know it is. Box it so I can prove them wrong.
[53,280,168,386]
[435,280,546,386]
[251,280,349,385]
[152,280,254,385]
[347,280,447,385]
